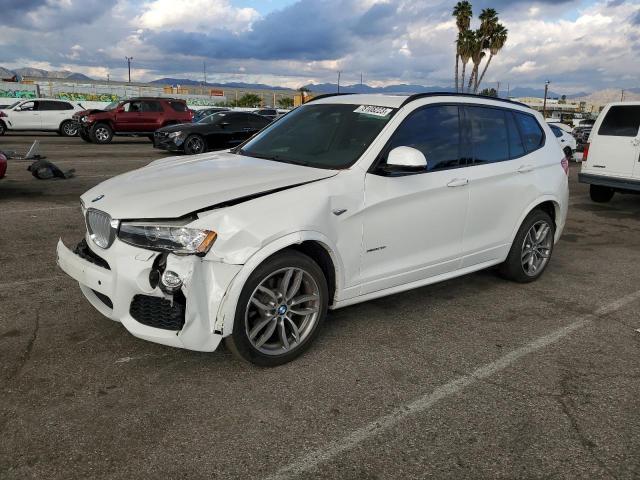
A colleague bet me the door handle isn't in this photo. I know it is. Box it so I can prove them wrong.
[517,165,534,173]
[447,178,468,187]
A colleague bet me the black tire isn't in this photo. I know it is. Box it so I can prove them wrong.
[183,134,206,155]
[79,129,92,143]
[147,134,155,143]
[60,120,79,137]
[90,123,113,144]
[0,121,6,136]
[499,209,556,283]
[225,250,328,367]
[590,184,614,203]
[563,146,573,160]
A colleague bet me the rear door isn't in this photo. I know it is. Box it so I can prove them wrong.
[38,100,74,130]
[140,100,164,131]
[10,101,41,130]
[460,106,544,267]
[588,105,640,179]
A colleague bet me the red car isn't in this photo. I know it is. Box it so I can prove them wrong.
[0,151,7,179]
[74,97,193,144]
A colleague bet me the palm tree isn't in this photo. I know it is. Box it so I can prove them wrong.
[476,23,508,92]
[458,30,475,93]
[452,1,472,92]
[478,8,498,42]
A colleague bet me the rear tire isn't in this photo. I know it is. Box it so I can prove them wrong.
[499,209,555,283]
[60,120,79,137]
[590,184,614,203]
[90,123,113,144]
[225,250,328,367]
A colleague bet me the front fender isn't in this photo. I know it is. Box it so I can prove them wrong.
[214,230,345,337]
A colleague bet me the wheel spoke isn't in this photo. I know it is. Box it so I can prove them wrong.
[290,294,318,306]
[280,268,294,296]
[250,297,273,312]
[286,270,303,301]
[254,319,277,348]
[257,285,278,302]
[278,318,289,350]
[284,316,300,342]
[289,306,319,316]
[249,316,275,340]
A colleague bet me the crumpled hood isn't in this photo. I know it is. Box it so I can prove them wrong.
[81,151,338,219]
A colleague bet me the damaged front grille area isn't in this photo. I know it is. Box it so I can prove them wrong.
[129,294,186,331]
[74,239,111,270]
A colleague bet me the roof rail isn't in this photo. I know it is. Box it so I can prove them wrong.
[305,93,355,103]
[400,92,528,108]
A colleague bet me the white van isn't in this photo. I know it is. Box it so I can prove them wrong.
[579,102,640,202]
[0,99,84,136]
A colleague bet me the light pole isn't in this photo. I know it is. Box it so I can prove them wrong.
[337,71,341,94]
[542,80,550,118]
[125,56,133,83]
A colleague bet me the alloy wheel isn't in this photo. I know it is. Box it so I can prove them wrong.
[244,267,321,356]
[95,127,110,142]
[186,136,204,154]
[63,122,78,136]
[521,220,552,276]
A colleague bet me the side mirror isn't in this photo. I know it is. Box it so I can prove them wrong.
[386,146,427,170]
[14,106,22,111]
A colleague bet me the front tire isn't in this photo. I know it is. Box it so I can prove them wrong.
[183,134,206,154]
[90,123,113,144]
[0,121,6,136]
[225,250,328,366]
[590,184,614,203]
[499,209,555,283]
[60,120,79,137]
[79,129,92,143]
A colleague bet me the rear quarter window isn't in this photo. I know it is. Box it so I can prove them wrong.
[168,101,188,112]
[514,112,545,153]
[598,106,640,137]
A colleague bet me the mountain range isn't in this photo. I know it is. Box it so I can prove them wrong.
[2,66,639,102]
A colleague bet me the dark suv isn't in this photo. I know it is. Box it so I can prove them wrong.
[75,97,193,144]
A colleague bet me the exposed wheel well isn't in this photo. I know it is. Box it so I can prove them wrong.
[535,200,557,227]
[287,241,337,305]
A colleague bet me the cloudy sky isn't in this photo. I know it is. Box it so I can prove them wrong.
[1,0,639,92]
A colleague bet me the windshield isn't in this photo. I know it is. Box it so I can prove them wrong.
[198,112,228,124]
[7,101,21,110]
[237,104,396,169]
[104,102,118,111]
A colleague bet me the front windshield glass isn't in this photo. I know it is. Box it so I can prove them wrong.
[237,104,396,169]
[7,101,21,110]
[104,102,118,110]
[198,112,227,124]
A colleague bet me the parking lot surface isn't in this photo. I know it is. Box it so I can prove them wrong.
[1,133,639,479]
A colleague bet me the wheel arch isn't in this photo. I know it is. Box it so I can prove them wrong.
[215,231,344,338]
[509,196,562,246]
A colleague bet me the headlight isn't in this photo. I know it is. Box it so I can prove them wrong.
[118,222,217,255]
[168,131,183,139]
[81,115,89,123]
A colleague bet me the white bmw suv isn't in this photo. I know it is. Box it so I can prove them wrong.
[57,93,569,366]
[0,98,84,136]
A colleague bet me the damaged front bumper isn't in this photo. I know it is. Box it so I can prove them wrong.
[56,236,242,352]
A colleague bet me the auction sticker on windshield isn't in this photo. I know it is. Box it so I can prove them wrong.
[354,105,394,117]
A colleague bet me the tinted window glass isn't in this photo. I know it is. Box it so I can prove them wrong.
[19,101,36,111]
[506,112,526,158]
[142,101,163,112]
[598,106,640,137]
[169,101,188,112]
[467,106,509,164]
[514,112,544,152]
[386,105,461,172]
[249,114,270,129]
[549,125,563,138]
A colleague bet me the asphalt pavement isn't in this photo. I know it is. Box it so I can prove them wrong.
[0,133,639,479]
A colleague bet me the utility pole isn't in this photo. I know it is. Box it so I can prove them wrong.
[203,61,207,85]
[337,71,342,94]
[360,73,363,86]
[507,83,510,98]
[496,81,501,97]
[542,80,550,118]
[621,89,625,102]
[125,56,133,83]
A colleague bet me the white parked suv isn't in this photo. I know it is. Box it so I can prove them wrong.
[548,123,577,160]
[579,102,640,202]
[57,93,569,365]
[0,99,84,136]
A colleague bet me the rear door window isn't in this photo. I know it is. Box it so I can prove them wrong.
[142,101,163,112]
[249,114,270,130]
[466,106,509,164]
[598,106,640,137]
[506,112,526,158]
[168,101,188,112]
[514,112,545,153]
[386,105,463,172]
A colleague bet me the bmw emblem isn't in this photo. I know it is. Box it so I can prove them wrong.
[92,194,105,203]
[277,305,288,315]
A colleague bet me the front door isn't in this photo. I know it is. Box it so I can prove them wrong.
[359,105,469,295]
[11,101,41,130]
[114,101,143,132]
